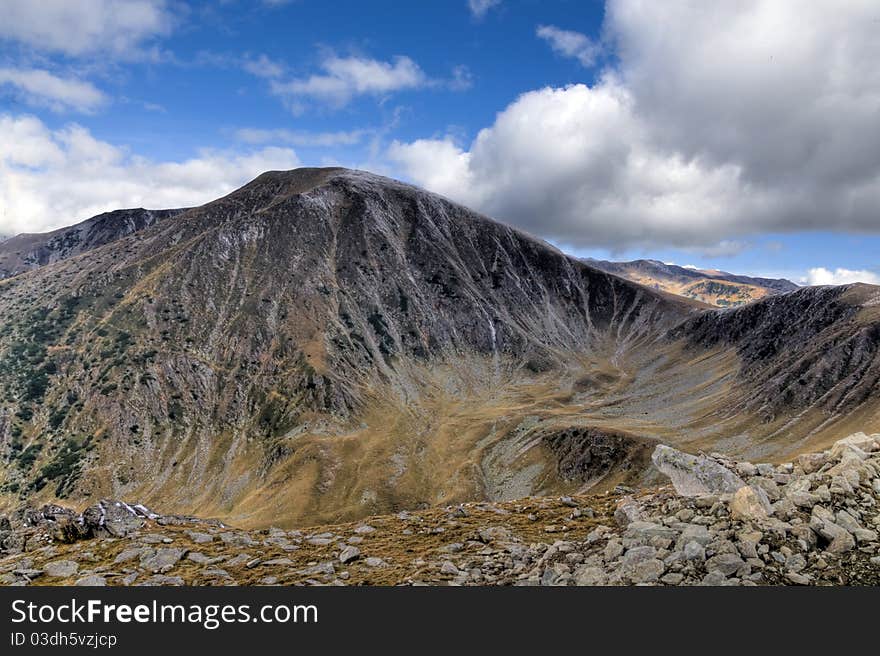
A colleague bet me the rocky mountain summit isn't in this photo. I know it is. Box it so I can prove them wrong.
[2,432,877,586]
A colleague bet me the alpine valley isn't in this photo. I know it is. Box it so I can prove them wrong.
[1,167,879,536]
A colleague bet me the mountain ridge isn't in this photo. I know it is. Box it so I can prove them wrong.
[0,207,186,281]
[1,167,878,528]
[587,258,799,307]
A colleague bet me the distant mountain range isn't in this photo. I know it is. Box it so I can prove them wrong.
[586,258,799,307]
[0,168,877,530]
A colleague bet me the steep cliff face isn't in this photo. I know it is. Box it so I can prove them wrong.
[0,168,877,528]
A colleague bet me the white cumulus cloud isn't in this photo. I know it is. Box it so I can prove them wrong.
[0,114,300,235]
[0,0,175,57]
[804,268,880,286]
[390,0,880,253]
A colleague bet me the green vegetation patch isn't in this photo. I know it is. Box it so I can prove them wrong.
[32,436,93,498]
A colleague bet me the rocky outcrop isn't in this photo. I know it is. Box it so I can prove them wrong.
[1,432,878,586]
[80,500,155,538]
[651,445,772,520]
[651,445,746,496]
[545,426,656,484]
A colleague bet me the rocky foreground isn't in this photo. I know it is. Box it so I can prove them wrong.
[2,433,879,586]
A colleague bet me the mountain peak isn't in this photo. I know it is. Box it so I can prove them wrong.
[235,166,419,200]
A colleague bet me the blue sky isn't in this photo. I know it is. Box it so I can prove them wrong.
[1,0,878,286]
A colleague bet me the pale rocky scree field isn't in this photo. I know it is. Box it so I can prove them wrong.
[1,434,878,586]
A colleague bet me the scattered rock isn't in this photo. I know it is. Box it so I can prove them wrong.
[44,560,79,578]
[614,498,643,528]
[74,575,106,586]
[574,566,607,586]
[185,531,214,544]
[440,561,459,575]
[729,485,771,521]
[339,546,361,564]
[140,548,186,573]
[705,553,746,577]
[2,433,878,588]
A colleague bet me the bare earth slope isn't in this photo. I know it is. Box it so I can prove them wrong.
[0,168,878,529]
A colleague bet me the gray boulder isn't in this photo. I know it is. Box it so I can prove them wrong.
[613,497,643,528]
[810,507,855,554]
[339,546,361,564]
[652,445,745,497]
[705,553,746,577]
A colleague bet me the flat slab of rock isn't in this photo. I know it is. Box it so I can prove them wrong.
[74,574,106,586]
[44,560,79,578]
[140,548,187,573]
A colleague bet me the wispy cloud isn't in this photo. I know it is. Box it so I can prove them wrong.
[241,51,471,113]
[683,240,750,258]
[0,68,106,113]
[241,54,286,80]
[234,127,367,147]
[266,54,428,112]
[536,25,600,67]
[449,65,474,91]
[468,0,501,19]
